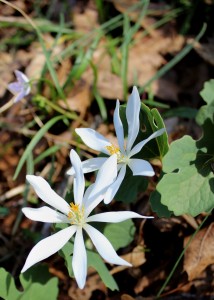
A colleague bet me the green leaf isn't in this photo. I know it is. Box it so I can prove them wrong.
[137,103,169,159]
[115,167,148,203]
[196,102,214,126]
[0,266,59,300]
[0,268,21,300]
[150,190,172,218]
[103,219,135,250]
[87,251,119,291]
[200,79,214,104]
[120,103,168,160]
[156,135,214,216]
[162,107,197,119]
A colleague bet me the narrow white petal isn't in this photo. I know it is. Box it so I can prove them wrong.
[21,226,77,273]
[84,155,118,216]
[103,165,126,204]
[26,175,70,215]
[15,70,29,84]
[84,224,131,266]
[72,228,87,289]
[70,150,85,206]
[75,128,111,154]
[67,157,107,175]
[87,211,153,223]
[22,206,69,223]
[128,158,155,177]
[129,128,166,157]
[126,86,141,152]
[113,100,125,153]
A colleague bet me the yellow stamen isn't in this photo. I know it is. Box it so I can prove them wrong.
[106,145,120,155]
[68,202,85,225]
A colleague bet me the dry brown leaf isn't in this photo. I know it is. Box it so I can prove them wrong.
[59,80,92,120]
[0,53,20,97]
[82,30,184,100]
[121,294,135,300]
[72,0,99,33]
[68,269,107,300]
[183,223,214,281]
[26,36,64,79]
[111,244,146,275]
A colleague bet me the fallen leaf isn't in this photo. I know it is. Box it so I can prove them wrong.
[68,268,107,300]
[183,223,214,281]
[72,0,99,33]
[111,244,146,275]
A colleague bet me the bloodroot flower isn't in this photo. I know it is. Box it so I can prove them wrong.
[8,70,31,103]
[21,150,153,289]
[67,86,165,203]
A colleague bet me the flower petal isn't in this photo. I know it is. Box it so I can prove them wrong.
[70,150,85,206]
[128,158,155,176]
[13,91,26,103]
[22,206,69,223]
[72,227,87,289]
[8,82,21,94]
[26,175,70,215]
[103,165,126,204]
[84,224,131,266]
[129,128,166,157]
[113,100,125,153]
[84,155,118,216]
[126,86,141,152]
[21,225,77,273]
[15,70,29,84]
[67,157,107,175]
[87,211,153,223]
[75,128,111,154]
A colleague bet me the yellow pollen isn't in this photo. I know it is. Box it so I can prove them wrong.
[68,202,85,225]
[106,144,120,155]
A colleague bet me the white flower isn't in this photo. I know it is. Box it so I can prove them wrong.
[67,86,166,204]
[21,150,153,289]
[8,70,31,103]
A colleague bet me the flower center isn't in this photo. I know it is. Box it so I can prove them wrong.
[68,203,85,226]
[105,144,129,164]
[106,144,120,155]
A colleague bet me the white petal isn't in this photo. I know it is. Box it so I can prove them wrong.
[22,206,69,223]
[21,225,77,273]
[128,158,155,177]
[15,70,29,84]
[113,100,125,153]
[75,128,111,154]
[67,157,107,175]
[26,175,70,215]
[84,224,131,266]
[72,227,87,289]
[70,150,85,206]
[84,155,118,216]
[129,128,166,157]
[126,86,141,152]
[103,165,126,204]
[87,211,153,223]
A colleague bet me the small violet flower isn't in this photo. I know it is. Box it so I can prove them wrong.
[8,70,31,103]
[21,150,152,289]
[67,86,166,204]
